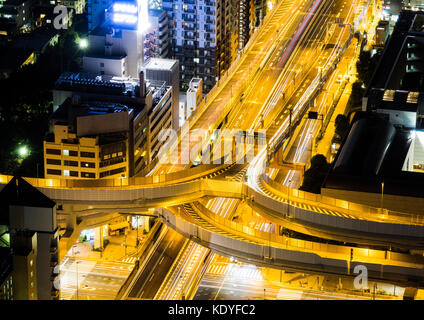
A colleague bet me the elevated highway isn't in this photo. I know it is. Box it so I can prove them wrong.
[2,0,424,290]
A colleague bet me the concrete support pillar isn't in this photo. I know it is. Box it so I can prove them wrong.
[144,216,150,233]
[93,227,103,250]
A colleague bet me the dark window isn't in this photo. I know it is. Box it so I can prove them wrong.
[69,150,78,157]
[47,169,61,175]
[80,151,95,158]
[46,149,61,155]
[81,172,96,178]
[100,167,126,178]
[70,171,79,177]
[46,159,61,165]
[81,161,96,168]
[64,160,78,167]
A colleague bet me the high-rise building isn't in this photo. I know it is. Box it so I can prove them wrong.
[162,0,255,92]
[142,57,179,129]
[87,0,113,31]
[144,9,171,61]
[47,71,174,178]
[83,2,144,78]
[0,177,59,300]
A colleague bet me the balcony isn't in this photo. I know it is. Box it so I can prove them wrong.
[184,16,196,22]
[184,25,195,31]
[184,32,197,40]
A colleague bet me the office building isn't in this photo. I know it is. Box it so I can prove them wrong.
[143,57,179,129]
[0,177,59,300]
[83,2,144,78]
[323,10,424,211]
[47,71,174,178]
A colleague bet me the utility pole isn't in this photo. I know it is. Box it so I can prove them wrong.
[136,215,140,247]
[380,181,384,212]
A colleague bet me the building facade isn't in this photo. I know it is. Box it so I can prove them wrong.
[47,71,174,178]
[0,177,59,300]
[162,0,255,92]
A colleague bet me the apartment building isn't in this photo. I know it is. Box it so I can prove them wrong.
[62,0,86,14]
[162,0,255,92]
[144,9,171,61]
[0,0,32,33]
[46,71,174,178]
[0,177,60,300]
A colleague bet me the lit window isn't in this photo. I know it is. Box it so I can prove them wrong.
[64,170,70,176]
[63,150,69,156]
[30,260,33,267]
[193,58,199,63]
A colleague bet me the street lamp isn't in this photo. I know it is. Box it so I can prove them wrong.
[18,145,29,158]
[78,38,88,49]
[380,181,384,213]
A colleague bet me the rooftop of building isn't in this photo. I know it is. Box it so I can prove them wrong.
[2,0,28,6]
[55,72,140,98]
[55,72,171,109]
[51,98,133,121]
[323,112,424,198]
[367,88,424,114]
[367,10,424,93]
[0,176,56,209]
[11,27,58,52]
[144,57,178,71]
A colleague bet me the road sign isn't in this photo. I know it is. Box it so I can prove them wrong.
[308,111,319,119]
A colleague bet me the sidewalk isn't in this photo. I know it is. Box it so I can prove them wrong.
[67,228,144,263]
[316,79,352,159]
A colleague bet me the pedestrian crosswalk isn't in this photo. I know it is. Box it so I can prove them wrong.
[121,256,137,264]
[207,263,264,281]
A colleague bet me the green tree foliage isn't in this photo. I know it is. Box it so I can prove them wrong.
[356,49,383,86]
[349,81,365,110]
[334,114,350,139]
[299,154,330,194]
[0,24,86,176]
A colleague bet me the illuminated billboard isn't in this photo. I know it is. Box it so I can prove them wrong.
[112,2,138,26]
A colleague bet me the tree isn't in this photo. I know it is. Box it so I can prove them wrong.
[334,114,350,139]
[348,81,365,112]
[300,154,330,194]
